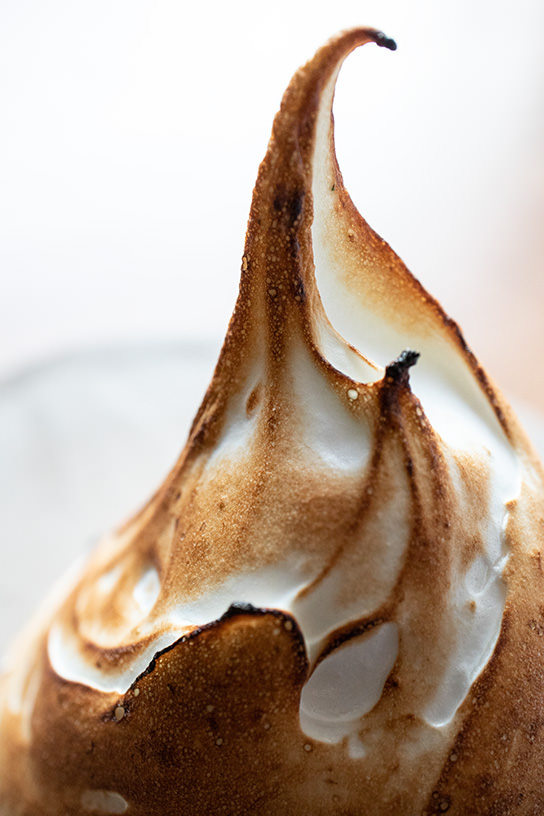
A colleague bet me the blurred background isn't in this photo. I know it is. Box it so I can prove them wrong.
[1,0,543,647]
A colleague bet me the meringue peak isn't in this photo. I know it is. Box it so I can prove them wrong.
[192,25,510,467]
[375,31,397,51]
[385,349,420,386]
[2,27,544,816]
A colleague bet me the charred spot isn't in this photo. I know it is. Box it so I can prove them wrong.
[385,673,399,690]
[220,601,260,621]
[272,188,305,226]
[247,707,266,726]
[132,634,189,685]
[246,385,261,416]
[207,715,219,732]
[290,238,301,258]
[443,314,509,434]
[378,350,420,425]
[294,278,306,303]
[375,31,397,51]
[385,349,420,387]
[429,792,451,813]
[315,614,390,666]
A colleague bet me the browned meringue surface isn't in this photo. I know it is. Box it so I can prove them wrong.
[2,28,544,815]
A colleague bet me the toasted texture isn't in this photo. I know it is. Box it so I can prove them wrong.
[2,28,544,815]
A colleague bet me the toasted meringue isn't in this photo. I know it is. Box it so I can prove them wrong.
[2,27,544,816]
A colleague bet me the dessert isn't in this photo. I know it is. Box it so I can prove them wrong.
[2,26,544,815]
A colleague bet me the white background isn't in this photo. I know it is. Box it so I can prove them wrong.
[2,0,544,405]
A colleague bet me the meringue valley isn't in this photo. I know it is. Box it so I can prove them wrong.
[2,27,544,816]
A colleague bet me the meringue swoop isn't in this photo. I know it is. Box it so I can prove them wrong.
[2,27,544,816]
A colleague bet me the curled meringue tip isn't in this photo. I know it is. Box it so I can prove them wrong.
[375,30,397,51]
[385,349,420,385]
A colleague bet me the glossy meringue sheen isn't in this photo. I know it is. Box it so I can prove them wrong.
[2,28,544,816]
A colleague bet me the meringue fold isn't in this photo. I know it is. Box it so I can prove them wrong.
[2,27,544,816]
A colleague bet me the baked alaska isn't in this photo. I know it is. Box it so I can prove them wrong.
[2,27,544,816]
